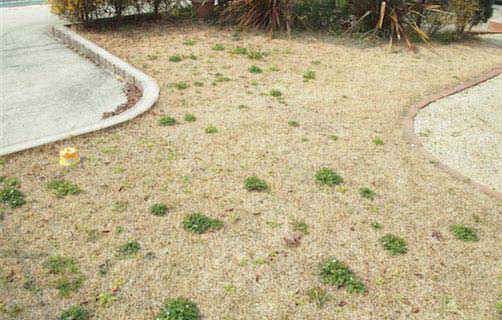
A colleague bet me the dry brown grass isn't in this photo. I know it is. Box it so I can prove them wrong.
[1,20,502,320]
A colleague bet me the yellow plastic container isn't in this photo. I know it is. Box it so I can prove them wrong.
[59,147,80,167]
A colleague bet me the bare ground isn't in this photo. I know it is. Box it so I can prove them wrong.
[1,21,502,320]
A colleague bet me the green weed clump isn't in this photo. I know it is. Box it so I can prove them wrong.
[0,187,26,208]
[249,65,263,74]
[155,298,200,320]
[212,44,225,51]
[205,126,218,134]
[59,305,90,320]
[47,180,81,198]
[319,257,366,293]
[244,176,268,191]
[359,187,376,199]
[303,70,316,80]
[315,168,343,186]
[379,234,408,255]
[183,213,223,234]
[118,241,141,257]
[269,89,282,97]
[44,256,79,274]
[150,203,168,216]
[184,114,197,122]
[159,116,177,126]
[450,224,478,242]
[169,55,182,62]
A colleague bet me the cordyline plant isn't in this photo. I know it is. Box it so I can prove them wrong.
[218,0,295,37]
[345,0,443,52]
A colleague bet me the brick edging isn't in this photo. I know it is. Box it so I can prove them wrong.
[0,25,160,156]
[403,67,502,200]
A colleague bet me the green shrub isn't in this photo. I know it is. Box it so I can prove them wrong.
[450,224,478,242]
[150,203,168,216]
[244,176,268,191]
[315,168,343,186]
[319,257,366,293]
[294,0,346,30]
[59,305,90,320]
[379,234,408,255]
[183,213,223,234]
[155,298,200,320]
[47,180,81,198]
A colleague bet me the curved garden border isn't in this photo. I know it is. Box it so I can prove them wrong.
[403,67,502,200]
[0,25,159,156]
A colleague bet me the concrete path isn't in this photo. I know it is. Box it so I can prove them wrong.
[414,75,502,193]
[0,5,126,154]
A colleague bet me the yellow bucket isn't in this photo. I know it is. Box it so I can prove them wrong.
[59,147,80,167]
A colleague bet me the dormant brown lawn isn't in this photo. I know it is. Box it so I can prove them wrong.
[1,20,501,319]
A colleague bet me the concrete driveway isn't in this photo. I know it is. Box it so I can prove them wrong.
[0,5,126,154]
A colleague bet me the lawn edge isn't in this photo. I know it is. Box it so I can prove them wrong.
[0,24,160,156]
[403,67,502,200]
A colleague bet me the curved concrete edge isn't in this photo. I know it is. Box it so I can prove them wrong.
[403,67,502,200]
[0,25,160,156]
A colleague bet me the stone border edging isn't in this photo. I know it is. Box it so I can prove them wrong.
[0,25,159,156]
[403,67,502,200]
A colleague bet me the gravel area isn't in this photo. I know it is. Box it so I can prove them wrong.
[1,21,502,320]
[415,75,502,193]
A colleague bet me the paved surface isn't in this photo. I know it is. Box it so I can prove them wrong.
[0,5,126,153]
[414,75,502,193]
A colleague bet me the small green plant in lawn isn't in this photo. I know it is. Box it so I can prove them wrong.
[155,298,200,320]
[183,39,196,46]
[288,120,299,127]
[0,187,26,208]
[184,113,197,122]
[231,46,248,55]
[118,241,141,257]
[0,176,20,188]
[269,89,282,98]
[215,74,231,82]
[205,126,218,134]
[147,54,158,61]
[371,222,383,230]
[47,180,81,198]
[0,158,5,165]
[250,80,259,86]
[183,213,223,234]
[247,50,265,60]
[303,70,316,80]
[319,257,366,293]
[307,287,329,308]
[169,55,182,62]
[111,201,128,212]
[379,234,408,255]
[450,224,478,242]
[175,82,189,90]
[150,203,168,216]
[315,168,343,186]
[268,65,279,72]
[189,53,198,60]
[44,256,79,274]
[360,187,376,200]
[329,134,338,141]
[212,44,225,51]
[248,65,263,74]
[59,305,90,320]
[193,81,204,87]
[293,221,309,235]
[496,300,502,314]
[373,137,385,146]
[244,176,268,191]
[55,276,84,297]
[159,116,177,126]
[98,291,116,307]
